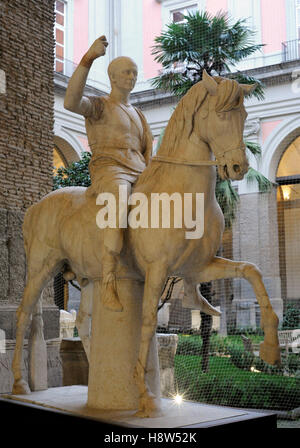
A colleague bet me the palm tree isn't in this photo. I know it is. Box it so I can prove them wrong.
[152,10,264,99]
[151,10,272,369]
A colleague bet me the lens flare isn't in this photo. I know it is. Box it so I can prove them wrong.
[174,394,183,405]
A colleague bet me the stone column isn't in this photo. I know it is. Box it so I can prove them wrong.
[232,187,283,328]
[0,0,61,393]
[87,279,161,410]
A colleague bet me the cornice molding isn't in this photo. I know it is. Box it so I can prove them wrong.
[54,59,300,109]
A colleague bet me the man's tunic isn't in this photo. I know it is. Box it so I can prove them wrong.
[84,95,153,195]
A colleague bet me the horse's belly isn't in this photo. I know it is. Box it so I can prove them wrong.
[130,204,223,276]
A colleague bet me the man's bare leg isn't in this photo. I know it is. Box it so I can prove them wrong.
[101,247,123,312]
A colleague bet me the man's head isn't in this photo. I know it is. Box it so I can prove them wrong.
[108,57,138,93]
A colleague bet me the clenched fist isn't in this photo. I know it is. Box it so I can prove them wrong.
[87,35,108,59]
[80,35,108,68]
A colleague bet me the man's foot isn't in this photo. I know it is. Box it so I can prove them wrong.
[102,281,123,312]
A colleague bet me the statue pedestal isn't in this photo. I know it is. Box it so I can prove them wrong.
[1,386,277,429]
[87,279,161,410]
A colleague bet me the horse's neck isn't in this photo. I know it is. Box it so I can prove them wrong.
[154,137,217,194]
[158,134,213,162]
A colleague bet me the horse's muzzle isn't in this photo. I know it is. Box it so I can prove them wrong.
[219,160,249,181]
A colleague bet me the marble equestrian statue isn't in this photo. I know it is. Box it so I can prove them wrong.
[11,36,281,418]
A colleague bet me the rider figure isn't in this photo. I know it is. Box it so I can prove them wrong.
[64,36,153,311]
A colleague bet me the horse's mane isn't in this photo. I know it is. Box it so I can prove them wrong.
[135,76,244,189]
[157,82,208,157]
[157,76,244,157]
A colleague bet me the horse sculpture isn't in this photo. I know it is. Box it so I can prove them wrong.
[12,71,281,417]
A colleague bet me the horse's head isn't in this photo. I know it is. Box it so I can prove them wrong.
[200,70,255,181]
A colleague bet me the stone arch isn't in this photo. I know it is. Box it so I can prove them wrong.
[53,135,81,165]
[261,116,300,182]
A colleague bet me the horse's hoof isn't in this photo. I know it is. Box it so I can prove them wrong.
[134,407,162,418]
[134,407,163,418]
[134,393,161,418]
[260,341,281,366]
[12,379,31,395]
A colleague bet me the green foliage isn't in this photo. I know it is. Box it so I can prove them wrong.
[215,141,272,227]
[151,11,271,229]
[246,167,273,193]
[227,324,264,336]
[287,354,300,373]
[175,354,300,410]
[151,10,264,99]
[215,176,239,228]
[245,139,262,162]
[53,152,91,190]
[227,345,254,371]
[176,335,202,355]
[176,333,263,356]
[231,73,265,101]
[282,304,300,330]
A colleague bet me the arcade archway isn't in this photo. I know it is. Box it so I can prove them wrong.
[276,136,300,310]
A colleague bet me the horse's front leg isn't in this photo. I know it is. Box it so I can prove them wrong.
[134,262,167,418]
[75,282,93,362]
[192,256,281,365]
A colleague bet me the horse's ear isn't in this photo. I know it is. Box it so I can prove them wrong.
[240,83,257,95]
[202,69,218,96]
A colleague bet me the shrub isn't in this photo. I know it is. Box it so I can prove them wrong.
[227,345,254,371]
[282,304,300,330]
[252,356,284,376]
[176,335,202,356]
[209,334,228,355]
[53,151,91,190]
[175,354,300,410]
[227,325,264,336]
[287,354,300,373]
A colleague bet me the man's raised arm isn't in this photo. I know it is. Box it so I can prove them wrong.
[64,35,108,116]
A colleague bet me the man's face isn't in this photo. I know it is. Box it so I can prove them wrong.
[111,59,138,92]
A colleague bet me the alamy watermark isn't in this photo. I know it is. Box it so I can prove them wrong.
[96,185,204,239]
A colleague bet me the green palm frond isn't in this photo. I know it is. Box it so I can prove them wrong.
[245,140,262,162]
[151,10,264,100]
[246,167,272,193]
[151,72,194,97]
[231,73,265,100]
[154,128,165,154]
[215,177,239,228]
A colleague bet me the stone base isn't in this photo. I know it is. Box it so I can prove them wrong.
[0,304,60,340]
[0,338,62,393]
[59,334,178,399]
[60,338,89,386]
[1,386,277,428]
[232,300,257,329]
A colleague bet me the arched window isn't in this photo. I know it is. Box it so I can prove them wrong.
[276,136,300,309]
[53,146,68,174]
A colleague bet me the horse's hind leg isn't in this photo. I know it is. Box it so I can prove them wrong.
[192,256,281,365]
[134,262,167,418]
[76,282,93,362]
[12,256,61,394]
